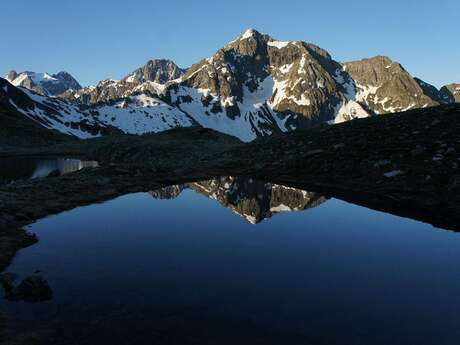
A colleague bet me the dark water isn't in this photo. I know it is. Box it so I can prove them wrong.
[2,177,460,345]
[0,157,98,184]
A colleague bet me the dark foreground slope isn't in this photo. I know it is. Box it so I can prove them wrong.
[0,78,75,150]
[241,104,460,228]
[1,104,460,273]
[0,106,74,150]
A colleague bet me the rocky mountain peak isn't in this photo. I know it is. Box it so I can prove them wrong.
[5,70,18,81]
[63,59,185,105]
[8,29,458,143]
[414,77,448,104]
[344,56,403,85]
[165,30,372,140]
[440,83,460,103]
[344,56,438,114]
[4,70,81,96]
[123,58,185,84]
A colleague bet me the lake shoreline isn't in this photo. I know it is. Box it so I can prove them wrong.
[1,105,460,276]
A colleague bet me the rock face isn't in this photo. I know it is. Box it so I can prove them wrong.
[167,29,368,140]
[124,59,185,84]
[3,29,459,141]
[343,56,439,114]
[414,78,446,105]
[440,83,460,103]
[4,70,81,96]
[150,185,186,199]
[63,59,185,105]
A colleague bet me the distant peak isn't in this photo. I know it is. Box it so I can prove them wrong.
[5,70,18,81]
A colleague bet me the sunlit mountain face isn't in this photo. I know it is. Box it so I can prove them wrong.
[150,176,328,224]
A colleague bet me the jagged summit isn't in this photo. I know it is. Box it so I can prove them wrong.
[4,70,81,96]
[226,28,272,47]
[123,58,186,84]
[344,56,440,113]
[62,58,186,105]
[440,83,460,103]
[3,29,459,141]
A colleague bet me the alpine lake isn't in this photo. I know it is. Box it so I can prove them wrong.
[1,173,460,345]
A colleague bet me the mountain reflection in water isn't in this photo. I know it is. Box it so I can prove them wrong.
[3,175,460,345]
[150,176,328,224]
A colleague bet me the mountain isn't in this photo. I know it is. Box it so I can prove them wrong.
[124,59,186,84]
[440,83,460,103]
[1,77,193,139]
[2,29,459,142]
[63,59,185,105]
[4,70,81,96]
[0,79,75,149]
[342,56,440,114]
[165,29,369,140]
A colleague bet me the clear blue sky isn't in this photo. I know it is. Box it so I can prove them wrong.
[2,0,459,88]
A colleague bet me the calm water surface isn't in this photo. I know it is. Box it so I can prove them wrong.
[0,157,98,184]
[2,177,460,345]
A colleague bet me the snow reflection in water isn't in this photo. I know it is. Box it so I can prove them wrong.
[0,157,98,183]
[30,158,99,179]
[2,177,460,345]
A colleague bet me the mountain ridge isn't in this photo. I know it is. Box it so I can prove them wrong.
[4,70,81,96]
[2,28,458,142]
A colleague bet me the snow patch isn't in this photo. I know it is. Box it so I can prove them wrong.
[268,41,290,49]
[298,55,308,74]
[384,170,402,178]
[279,63,294,74]
[270,78,311,107]
[95,94,193,135]
[241,29,256,39]
[125,74,137,83]
[333,68,356,100]
[355,83,379,103]
[332,99,370,124]
[270,204,292,212]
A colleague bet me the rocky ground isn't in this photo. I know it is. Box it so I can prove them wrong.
[1,104,460,275]
[240,104,460,229]
[0,103,460,345]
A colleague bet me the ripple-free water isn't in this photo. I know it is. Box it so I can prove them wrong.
[2,177,460,345]
[0,157,98,184]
